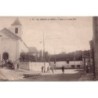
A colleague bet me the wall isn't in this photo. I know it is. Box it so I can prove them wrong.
[19,62,49,72]
[50,61,83,69]
[0,37,18,62]
[19,62,30,70]
[29,62,49,72]
[19,61,83,72]
[10,25,22,38]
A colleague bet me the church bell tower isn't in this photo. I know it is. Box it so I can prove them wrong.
[11,18,22,38]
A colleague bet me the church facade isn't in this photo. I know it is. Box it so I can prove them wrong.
[0,18,28,63]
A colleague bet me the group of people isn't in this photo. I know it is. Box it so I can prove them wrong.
[41,66,54,73]
[41,65,65,74]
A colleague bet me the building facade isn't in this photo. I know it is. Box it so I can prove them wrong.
[0,18,28,64]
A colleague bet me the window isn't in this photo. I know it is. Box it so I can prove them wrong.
[15,28,18,34]
[71,65,75,69]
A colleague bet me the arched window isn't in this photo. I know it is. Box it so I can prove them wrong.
[15,28,18,34]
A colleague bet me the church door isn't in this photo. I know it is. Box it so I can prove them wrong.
[2,52,9,61]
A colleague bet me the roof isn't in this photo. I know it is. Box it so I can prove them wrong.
[0,28,29,52]
[20,38,29,49]
[0,28,20,40]
[11,18,22,26]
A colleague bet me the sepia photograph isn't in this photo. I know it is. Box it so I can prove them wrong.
[0,16,97,81]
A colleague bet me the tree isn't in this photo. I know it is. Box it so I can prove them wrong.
[20,52,36,62]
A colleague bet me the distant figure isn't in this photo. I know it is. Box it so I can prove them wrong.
[41,66,44,73]
[51,67,54,73]
[17,64,19,69]
[47,66,50,72]
[66,60,69,64]
[86,65,89,73]
[62,66,65,74]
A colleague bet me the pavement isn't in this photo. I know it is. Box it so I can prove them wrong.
[0,67,40,81]
[0,67,95,81]
[22,69,83,81]
[79,73,94,81]
[41,69,79,75]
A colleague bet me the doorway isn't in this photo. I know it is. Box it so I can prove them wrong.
[2,52,9,61]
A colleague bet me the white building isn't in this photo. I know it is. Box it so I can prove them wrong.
[0,18,28,64]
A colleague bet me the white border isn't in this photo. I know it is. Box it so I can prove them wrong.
[0,0,98,98]
[0,82,98,98]
[0,0,97,16]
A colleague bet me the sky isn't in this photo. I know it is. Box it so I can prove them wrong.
[0,17,93,54]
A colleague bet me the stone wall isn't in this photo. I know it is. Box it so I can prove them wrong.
[19,62,30,70]
[19,62,49,72]
[0,37,18,62]
[19,61,83,72]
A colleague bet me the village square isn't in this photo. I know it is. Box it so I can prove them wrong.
[0,17,97,81]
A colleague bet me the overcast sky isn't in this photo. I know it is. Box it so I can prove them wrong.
[0,17,93,54]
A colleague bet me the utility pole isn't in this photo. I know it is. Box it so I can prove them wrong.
[43,32,46,72]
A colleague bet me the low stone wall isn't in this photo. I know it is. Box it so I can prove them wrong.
[19,61,83,71]
[19,62,30,70]
[29,62,49,72]
[19,62,49,72]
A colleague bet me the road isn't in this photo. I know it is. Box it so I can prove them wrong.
[22,69,83,81]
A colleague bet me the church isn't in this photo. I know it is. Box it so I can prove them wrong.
[0,18,28,64]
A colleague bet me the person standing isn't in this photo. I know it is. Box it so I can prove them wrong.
[62,66,65,74]
[41,66,44,73]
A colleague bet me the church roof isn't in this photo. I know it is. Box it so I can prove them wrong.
[11,18,22,26]
[20,38,29,49]
[0,28,20,40]
[0,28,28,47]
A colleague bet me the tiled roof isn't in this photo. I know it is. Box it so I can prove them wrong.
[0,28,20,40]
[11,18,22,26]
